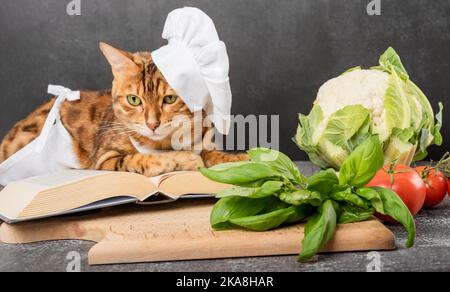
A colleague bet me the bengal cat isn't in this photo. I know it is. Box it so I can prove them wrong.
[0,42,248,177]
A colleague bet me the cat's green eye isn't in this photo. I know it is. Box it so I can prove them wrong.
[163,95,178,104]
[127,95,142,106]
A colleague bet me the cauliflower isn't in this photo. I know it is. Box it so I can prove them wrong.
[295,48,442,169]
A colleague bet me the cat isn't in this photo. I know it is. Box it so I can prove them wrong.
[0,42,248,177]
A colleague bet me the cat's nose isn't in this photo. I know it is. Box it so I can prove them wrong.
[147,121,161,131]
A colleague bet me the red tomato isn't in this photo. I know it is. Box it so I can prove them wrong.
[366,165,426,222]
[415,166,448,208]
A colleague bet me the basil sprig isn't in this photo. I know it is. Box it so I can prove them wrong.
[200,136,416,262]
[299,200,338,262]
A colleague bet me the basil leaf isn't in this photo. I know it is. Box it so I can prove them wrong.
[200,161,280,185]
[299,200,337,262]
[356,187,385,213]
[331,187,369,209]
[338,204,374,224]
[372,187,416,247]
[216,181,284,199]
[285,205,316,224]
[307,169,339,194]
[279,190,325,207]
[248,148,307,186]
[237,178,285,188]
[229,205,311,231]
[210,197,269,230]
[339,135,384,187]
[260,196,290,213]
[205,161,250,171]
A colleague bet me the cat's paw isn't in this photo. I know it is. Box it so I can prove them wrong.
[202,151,250,168]
[177,152,205,171]
[227,153,250,163]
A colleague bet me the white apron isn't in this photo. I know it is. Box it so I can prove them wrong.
[0,85,81,186]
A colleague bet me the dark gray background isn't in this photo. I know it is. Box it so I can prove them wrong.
[0,0,448,160]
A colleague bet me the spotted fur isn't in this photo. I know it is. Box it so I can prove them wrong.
[0,43,248,176]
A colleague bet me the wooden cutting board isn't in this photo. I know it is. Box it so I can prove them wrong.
[0,198,395,265]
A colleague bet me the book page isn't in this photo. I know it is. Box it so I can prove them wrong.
[4,196,139,224]
[19,171,157,219]
[158,172,231,198]
[0,182,43,219]
[24,170,113,188]
[0,170,158,221]
[0,171,115,220]
[149,171,190,187]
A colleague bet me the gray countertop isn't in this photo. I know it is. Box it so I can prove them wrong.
[0,162,449,272]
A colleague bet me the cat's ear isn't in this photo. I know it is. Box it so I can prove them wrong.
[99,42,141,76]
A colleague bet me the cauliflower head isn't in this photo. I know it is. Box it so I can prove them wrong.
[295,48,442,169]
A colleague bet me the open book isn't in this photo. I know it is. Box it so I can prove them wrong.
[0,170,230,223]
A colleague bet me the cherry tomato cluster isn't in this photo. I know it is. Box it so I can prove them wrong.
[366,161,449,223]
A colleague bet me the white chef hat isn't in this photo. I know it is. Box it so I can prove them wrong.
[151,7,232,135]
